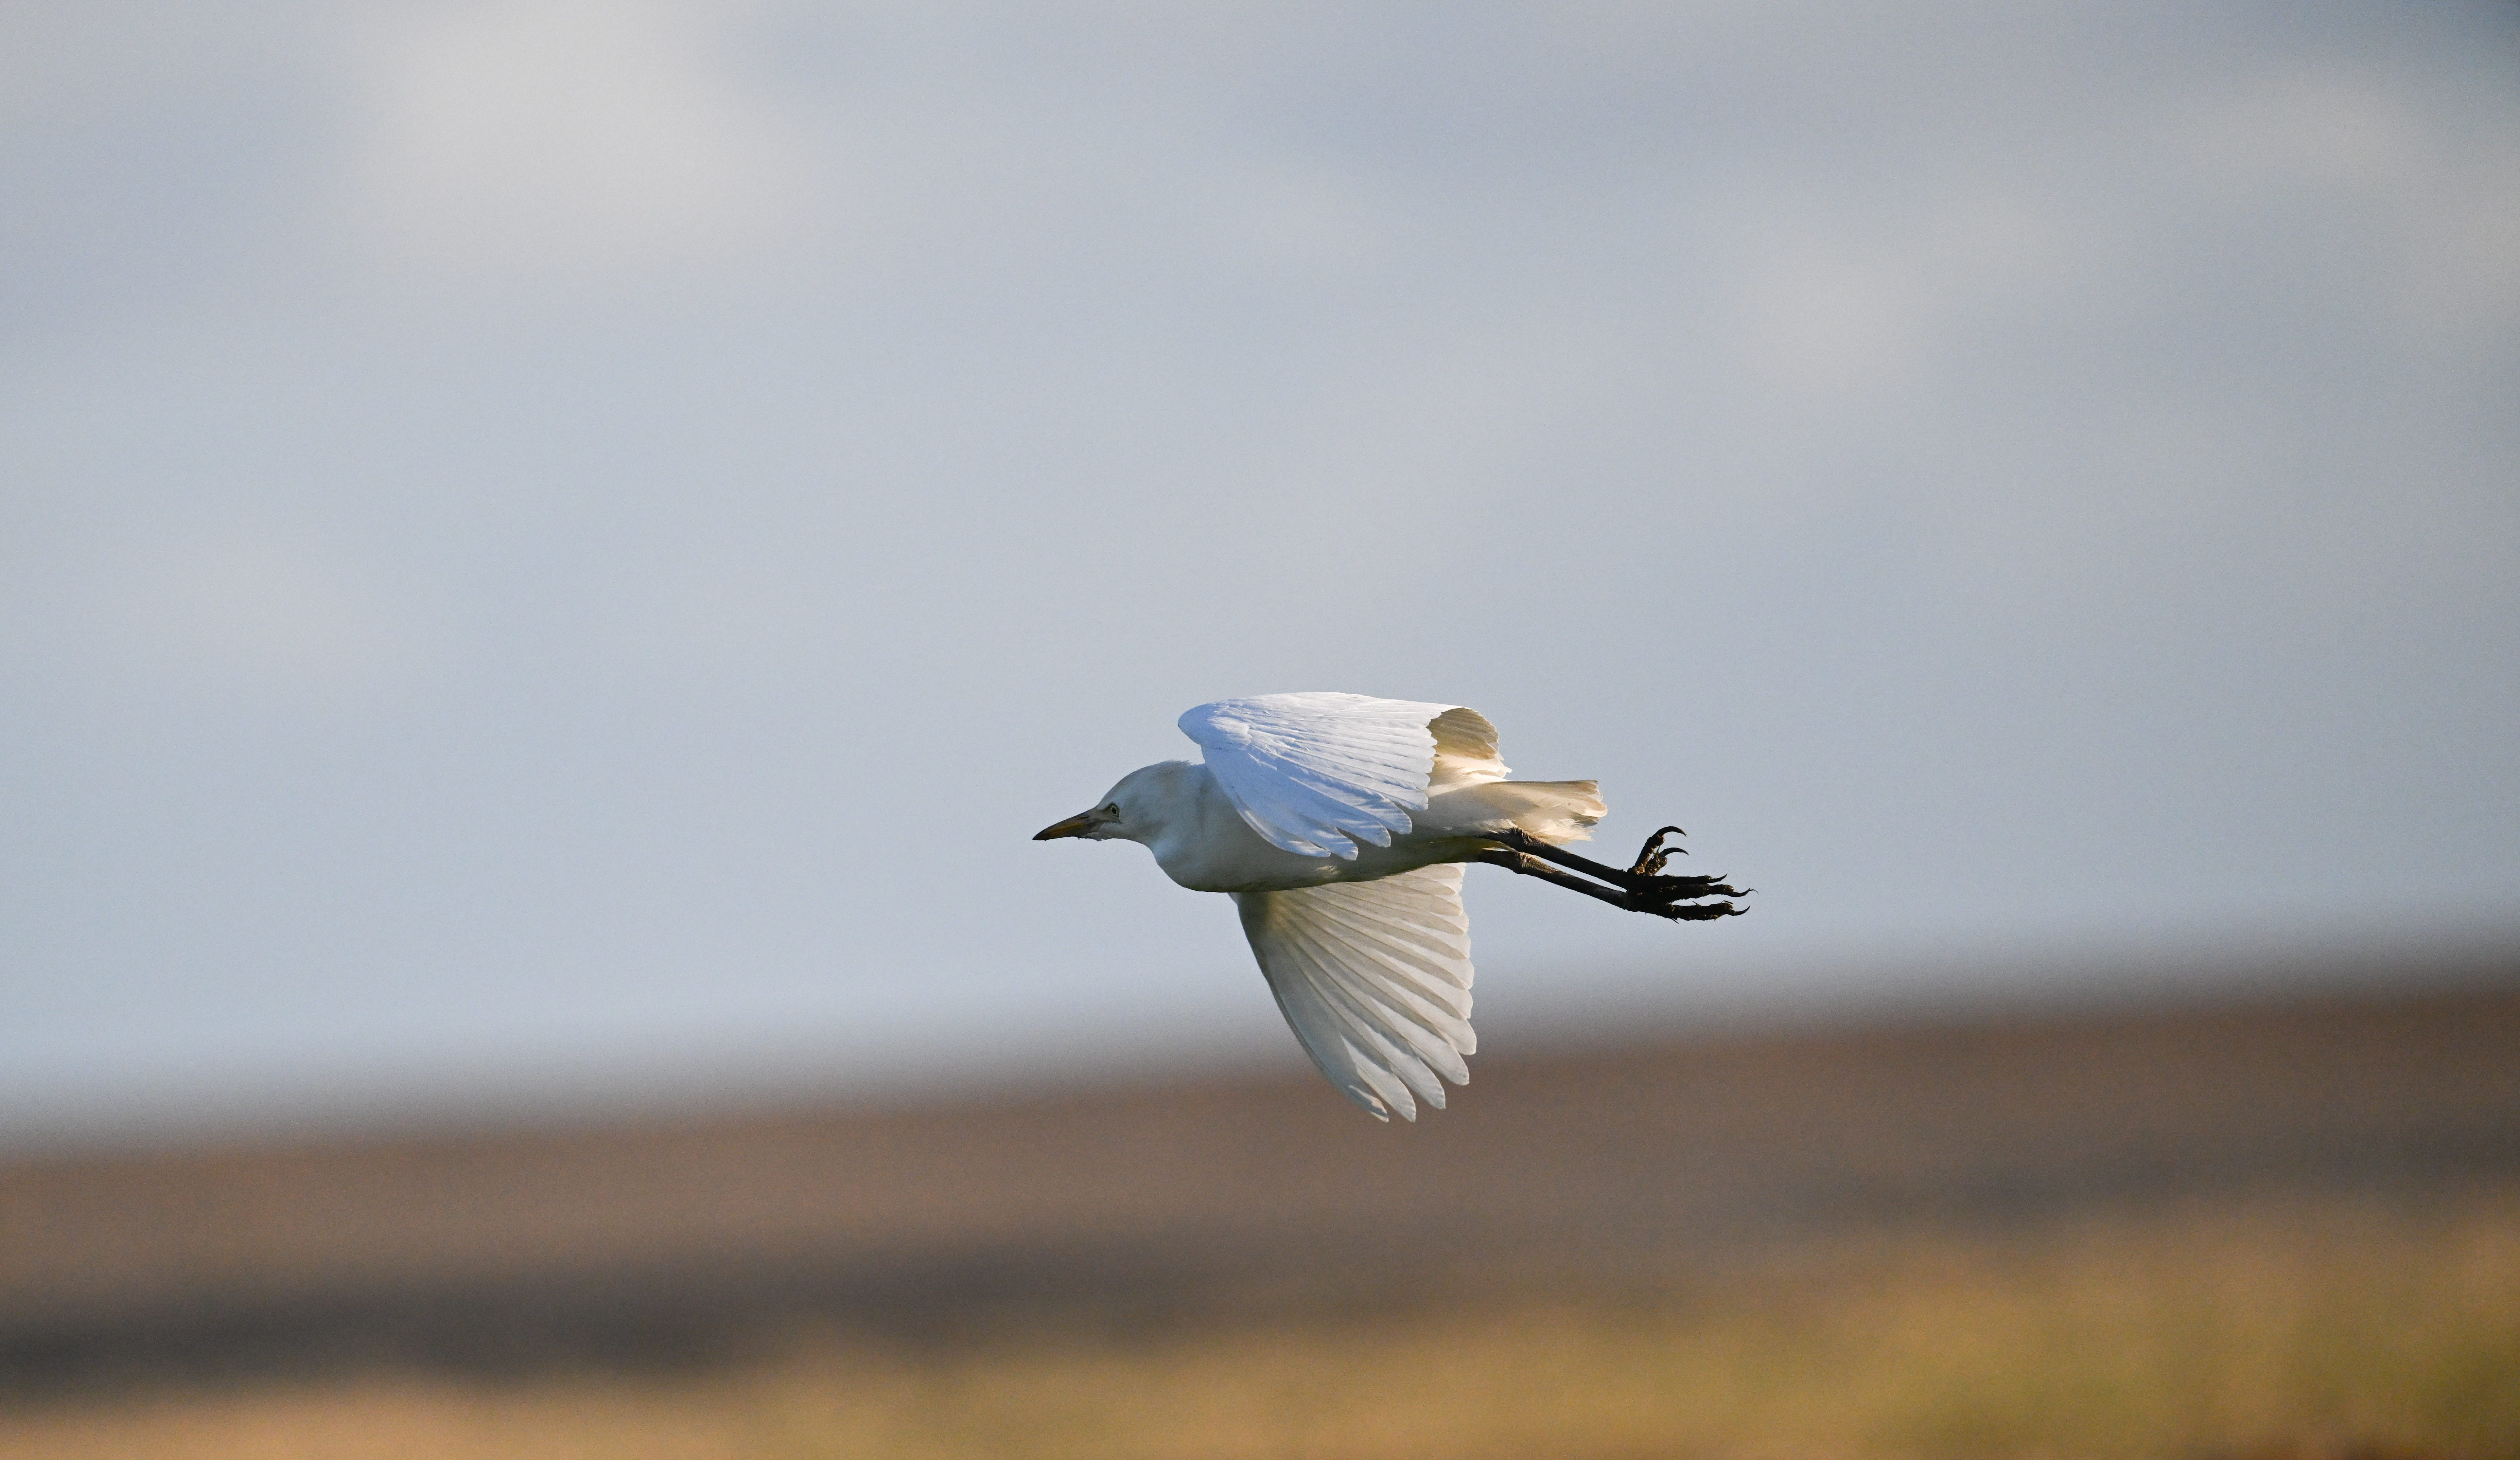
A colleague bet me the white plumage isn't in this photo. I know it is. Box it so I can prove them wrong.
[1037,692,1606,1121]
[1181,693,1451,857]
[1238,864,1475,1119]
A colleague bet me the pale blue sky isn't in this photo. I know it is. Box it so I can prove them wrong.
[4,0,2516,1148]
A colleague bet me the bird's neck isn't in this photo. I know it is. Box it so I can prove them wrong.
[1139,765,1330,894]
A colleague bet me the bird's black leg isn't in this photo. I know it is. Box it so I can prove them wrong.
[1483,827,1749,909]
[1473,847,1636,911]
[1473,844,1746,922]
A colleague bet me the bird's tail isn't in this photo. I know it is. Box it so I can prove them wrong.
[1454,779,1605,845]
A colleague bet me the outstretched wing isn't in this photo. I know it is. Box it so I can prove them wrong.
[1233,864,1475,1122]
[1180,692,1465,858]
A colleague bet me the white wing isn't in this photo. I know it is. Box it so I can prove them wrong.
[1233,864,1475,1122]
[1180,692,1465,859]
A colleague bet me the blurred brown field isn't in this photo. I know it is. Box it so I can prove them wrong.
[5,1185,2517,1460]
[3,956,2516,1459]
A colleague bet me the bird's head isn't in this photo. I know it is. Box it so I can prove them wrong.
[1033,762,1191,844]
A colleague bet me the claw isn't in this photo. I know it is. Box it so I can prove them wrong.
[1630,881,1747,906]
[1631,897,1745,922]
[1629,825,1691,878]
[1669,901,1744,921]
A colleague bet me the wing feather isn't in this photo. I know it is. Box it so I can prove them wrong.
[1181,692,1466,859]
[1296,902,1474,1017]
[1232,863,1477,1122]
[1265,963,1424,1116]
[1265,895,1470,1103]
[1279,916,1472,1061]
[1286,954,1454,1108]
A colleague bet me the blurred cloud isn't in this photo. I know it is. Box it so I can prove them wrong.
[335,0,818,285]
[112,528,393,679]
[0,0,2513,1146]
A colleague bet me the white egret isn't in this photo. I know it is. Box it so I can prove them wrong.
[1036,693,1744,1120]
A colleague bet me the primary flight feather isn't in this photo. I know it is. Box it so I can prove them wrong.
[1036,693,1745,1121]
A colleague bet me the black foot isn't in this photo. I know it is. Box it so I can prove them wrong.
[1481,827,1750,922]
[1629,893,1748,922]
[1631,871,1751,906]
[1622,825,1745,910]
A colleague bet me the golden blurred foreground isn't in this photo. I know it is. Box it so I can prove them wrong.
[4,968,2515,1459]
[5,1183,2514,1460]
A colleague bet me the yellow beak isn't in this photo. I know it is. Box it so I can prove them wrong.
[1033,811,1098,840]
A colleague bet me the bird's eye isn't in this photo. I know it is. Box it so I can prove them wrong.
[1104,804,1119,815]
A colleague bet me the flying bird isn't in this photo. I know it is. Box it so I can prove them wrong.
[1035,693,1745,1120]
